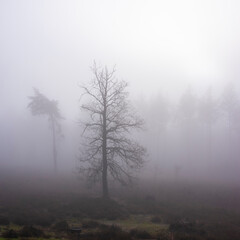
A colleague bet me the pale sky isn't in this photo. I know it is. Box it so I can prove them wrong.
[1,0,240,118]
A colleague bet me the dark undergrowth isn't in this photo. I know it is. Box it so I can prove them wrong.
[0,175,240,240]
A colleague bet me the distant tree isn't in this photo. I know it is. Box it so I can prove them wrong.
[79,63,146,199]
[149,93,170,132]
[198,87,218,162]
[28,88,63,172]
[221,83,239,161]
[221,83,238,137]
[177,87,198,164]
[148,93,170,182]
[178,86,197,124]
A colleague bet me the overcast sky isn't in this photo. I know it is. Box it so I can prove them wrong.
[1,0,240,119]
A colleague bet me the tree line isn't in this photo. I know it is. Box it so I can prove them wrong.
[140,83,240,182]
[28,63,146,199]
[28,62,240,198]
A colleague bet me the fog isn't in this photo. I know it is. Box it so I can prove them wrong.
[1,0,240,187]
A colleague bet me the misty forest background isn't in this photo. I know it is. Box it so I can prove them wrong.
[1,0,240,186]
[1,82,240,186]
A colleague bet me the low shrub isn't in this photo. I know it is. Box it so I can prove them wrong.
[2,229,18,238]
[97,225,132,240]
[169,219,205,235]
[52,220,69,232]
[156,229,171,240]
[19,225,44,238]
[82,220,100,229]
[130,228,152,239]
[151,216,162,223]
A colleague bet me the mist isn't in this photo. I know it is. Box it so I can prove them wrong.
[1,0,239,179]
[1,1,240,239]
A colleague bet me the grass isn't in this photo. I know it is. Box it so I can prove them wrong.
[100,214,168,235]
[0,238,17,240]
[66,214,168,237]
[0,239,59,240]
[1,177,240,240]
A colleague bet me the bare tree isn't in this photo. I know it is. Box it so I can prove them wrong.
[79,63,145,199]
[28,88,63,173]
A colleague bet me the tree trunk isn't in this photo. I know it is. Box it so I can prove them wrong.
[102,103,109,199]
[51,116,57,173]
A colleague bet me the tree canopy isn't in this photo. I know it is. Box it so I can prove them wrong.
[28,88,63,172]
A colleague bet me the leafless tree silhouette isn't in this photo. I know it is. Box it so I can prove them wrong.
[79,63,145,199]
